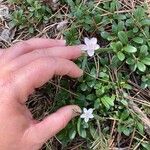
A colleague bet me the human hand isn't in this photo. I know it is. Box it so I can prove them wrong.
[0,38,83,150]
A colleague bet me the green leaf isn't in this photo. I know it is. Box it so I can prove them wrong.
[118,21,125,31]
[80,83,88,91]
[118,125,131,136]
[123,45,137,53]
[126,57,135,65]
[101,95,115,109]
[110,41,123,52]
[121,99,128,106]
[141,57,150,65]
[117,51,125,61]
[77,118,87,138]
[133,6,145,21]
[141,143,150,150]
[87,81,96,88]
[126,18,134,26]
[133,37,143,44]
[140,45,148,53]
[86,94,96,101]
[141,19,150,26]
[118,31,128,45]
[133,27,139,33]
[110,42,117,52]
[77,117,81,130]
[111,55,121,68]
[94,99,100,109]
[132,64,137,71]
[80,129,86,138]
[123,83,132,90]
[137,62,146,72]
[110,0,117,12]
[69,129,76,140]
[120,110,129,120]
[82,55,87,70]
[90,125,99,139]
[116,41,123,51]
[123,128,131,136]
[137,122,144,134]
[101,31,110,39]
[66,0,75,10]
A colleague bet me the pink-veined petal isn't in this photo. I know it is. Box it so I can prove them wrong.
[88,108,94,114]
[94,44,100,50]
[89,114,94,119]
[80,114,86,118]
[83,108,88,113]
[84,37,90,45]
[90,37,97,45]
[87,49,95,57]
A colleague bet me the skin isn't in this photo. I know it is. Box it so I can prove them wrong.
[0,38,83,150]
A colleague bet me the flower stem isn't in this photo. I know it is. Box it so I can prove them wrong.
[95,48,113,53]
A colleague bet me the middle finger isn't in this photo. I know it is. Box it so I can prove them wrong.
[2,46,81,73]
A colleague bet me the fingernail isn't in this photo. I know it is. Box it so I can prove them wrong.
[76,45,87,55]
[60,39,66,45]
[77,44,84,50]
[72,105,82,117]
[79,69,84,76]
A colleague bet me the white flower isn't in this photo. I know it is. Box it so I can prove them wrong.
[81,37,100,57]
[80,108,94,123]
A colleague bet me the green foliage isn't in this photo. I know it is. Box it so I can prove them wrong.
[10,0,51,30]
[9,0,150,149]
[57,1,150,148]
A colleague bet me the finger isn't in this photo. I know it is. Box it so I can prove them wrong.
[13,57,83,102]
[0,49,5,56]
[4,46,81,72]
[0,38,66,65]
[24,105,81,143]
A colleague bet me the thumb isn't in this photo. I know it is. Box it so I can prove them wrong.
[24,105,81,144]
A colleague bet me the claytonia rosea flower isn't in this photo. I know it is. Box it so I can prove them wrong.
[81,37,100,57]
[80,108,94,123]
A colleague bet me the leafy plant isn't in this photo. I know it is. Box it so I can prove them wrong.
[9,0,150,149]
[10,0,51,30]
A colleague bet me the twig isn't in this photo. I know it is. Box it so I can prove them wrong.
[128,128,136,150]
[128,100,150,136]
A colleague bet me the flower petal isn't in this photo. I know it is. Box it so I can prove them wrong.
[94,44,100,50]
[83,108,87,113]
[89,114,94,119]
[84,117,89,123]
[88,108,94,114]
[90,37,97,45]
[80,114,86,118]
[87,49,95,57]
[84,37,91,45]
[80,44,88,51]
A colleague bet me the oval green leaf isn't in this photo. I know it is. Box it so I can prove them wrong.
[117,51,125,61]
[124,45,137,53]
[141,57,150,65]
[133,37,143,44]
[118,31,128,45]
[137,62,146,72]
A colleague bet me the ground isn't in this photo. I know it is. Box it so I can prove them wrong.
[0,0,150,150]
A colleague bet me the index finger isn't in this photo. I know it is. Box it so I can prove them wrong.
[0,38,66,65]
[12,57,83,103]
